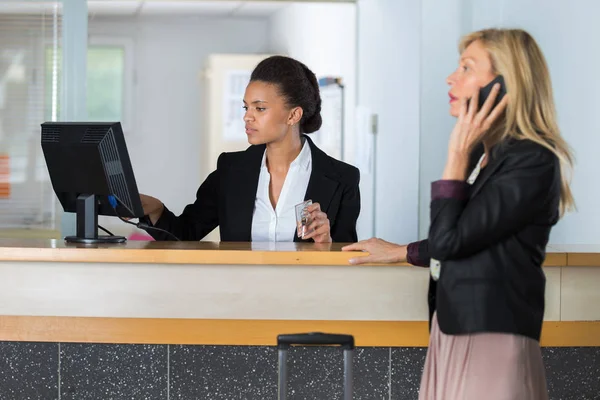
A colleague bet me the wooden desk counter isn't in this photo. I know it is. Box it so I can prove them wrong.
[0,239,598,347]
[0,239,402,266]
[0,239,585,266]
[548,244,600,266]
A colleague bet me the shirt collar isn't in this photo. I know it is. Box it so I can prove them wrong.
[260,138,312,171]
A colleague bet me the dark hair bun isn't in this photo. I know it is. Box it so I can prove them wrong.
[302,99,322,133]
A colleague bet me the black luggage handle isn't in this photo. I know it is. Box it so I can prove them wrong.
[277,332,355,350]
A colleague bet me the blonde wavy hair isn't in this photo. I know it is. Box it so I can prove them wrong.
[460,28,575,216]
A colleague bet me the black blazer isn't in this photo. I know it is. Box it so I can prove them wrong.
[147,135,360,242]
[417,139,561,341]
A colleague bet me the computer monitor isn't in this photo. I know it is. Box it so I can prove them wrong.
[41,121,145,244]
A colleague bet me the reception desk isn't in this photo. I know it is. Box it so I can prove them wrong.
[0,239,598,347]
[0,239,599,399]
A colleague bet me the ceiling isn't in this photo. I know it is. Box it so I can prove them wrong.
[0,1,350,18]
[88,1,289,17]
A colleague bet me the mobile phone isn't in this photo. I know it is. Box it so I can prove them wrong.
[477,75,507,110]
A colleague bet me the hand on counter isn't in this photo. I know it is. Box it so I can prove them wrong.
[342,238,407,265]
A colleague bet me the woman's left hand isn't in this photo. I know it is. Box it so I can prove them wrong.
[301,202,332,243]
[342,238,406,265]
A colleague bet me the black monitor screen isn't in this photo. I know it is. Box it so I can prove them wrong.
[41,121,144,243]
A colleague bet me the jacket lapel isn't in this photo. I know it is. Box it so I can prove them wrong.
[230,145,263,241]
[294,136,339,242]
[468,143,509,198]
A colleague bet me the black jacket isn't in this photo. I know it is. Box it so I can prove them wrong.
[147,135,360,242]
[418,139,561,341]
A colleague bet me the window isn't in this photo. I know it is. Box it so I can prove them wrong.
[44,39,131,128]
[0,12,132,231]
[87,45,125,122]
[0,9,61,231]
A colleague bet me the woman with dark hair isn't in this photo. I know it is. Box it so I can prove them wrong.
[139,56,360,243]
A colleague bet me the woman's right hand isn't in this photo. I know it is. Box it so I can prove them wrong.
[342,238,407,265]
[140,194,164,225]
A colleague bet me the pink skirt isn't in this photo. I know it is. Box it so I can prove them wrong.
[418,313,548,400]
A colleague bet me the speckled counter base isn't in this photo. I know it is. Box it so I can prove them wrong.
[0,342,597,399]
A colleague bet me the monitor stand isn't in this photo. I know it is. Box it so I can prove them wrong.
[64,194,127,244]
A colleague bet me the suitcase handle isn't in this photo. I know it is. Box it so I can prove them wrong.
[277,332,355,350]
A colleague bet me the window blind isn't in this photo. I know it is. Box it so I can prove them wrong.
[0,4,61,230]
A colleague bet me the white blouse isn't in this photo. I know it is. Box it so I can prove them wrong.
[251,141,312,242]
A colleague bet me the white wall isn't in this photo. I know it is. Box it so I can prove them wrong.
[418,0,471,238]
[357,0,421,243]
[465,0,600,244]
[88,15,270,232]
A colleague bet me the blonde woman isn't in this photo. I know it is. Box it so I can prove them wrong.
[344,28,574,399]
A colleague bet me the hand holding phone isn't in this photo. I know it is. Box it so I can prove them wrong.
[445,75,509,171]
